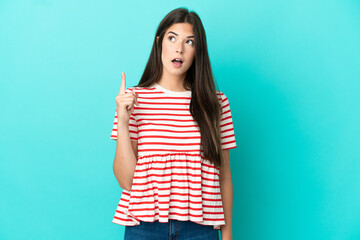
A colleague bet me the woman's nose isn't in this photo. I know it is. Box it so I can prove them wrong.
[176,42,184,54]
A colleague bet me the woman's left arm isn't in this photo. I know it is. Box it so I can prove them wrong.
[219,149,233,240]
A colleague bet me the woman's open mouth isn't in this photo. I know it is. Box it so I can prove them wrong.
[171,58,183,68]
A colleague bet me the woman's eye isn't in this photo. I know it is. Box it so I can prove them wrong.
[168,36,194,45]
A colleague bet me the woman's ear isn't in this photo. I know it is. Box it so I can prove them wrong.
[156,36,159,43]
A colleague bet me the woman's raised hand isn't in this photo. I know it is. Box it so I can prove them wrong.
[115,72,139,125]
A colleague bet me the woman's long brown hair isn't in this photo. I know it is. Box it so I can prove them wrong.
[135,8,224,168]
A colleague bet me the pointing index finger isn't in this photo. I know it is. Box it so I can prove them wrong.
[118,72,126,95]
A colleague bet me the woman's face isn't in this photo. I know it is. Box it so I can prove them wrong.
[157,23,196,79]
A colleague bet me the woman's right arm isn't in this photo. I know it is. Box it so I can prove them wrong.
[113,72,139,191]
[113,122,138,191]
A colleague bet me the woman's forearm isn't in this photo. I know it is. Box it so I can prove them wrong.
[220,177,233,239]
[113,122,137,191]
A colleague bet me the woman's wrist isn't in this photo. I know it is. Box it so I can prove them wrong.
[221,233,233,240]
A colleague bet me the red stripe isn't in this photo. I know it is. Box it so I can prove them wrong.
[135,167,218,175]
[202,196,222,201]
[137,118,195,122]
[122,191,131,196]
[135,107,189,111]
[221,134,235,139]
[134,113,192,117]
[221,128,233,134]
[129,185,202,192]
[115,212,224,219]
[222,140,236,145]
[138,135,201,139]
[220,122,233,128]
[138,142,200,146]
[223,145,236,150]
[138,149,201,152]
[138,96,190,100]
[133,172,202,179]
[202,176,219,182]
[135,158,218,172]
[135,165,202,172]
[113,115,135,120]
[131,179,220,190]
[113,215,137,222]
[139,129,199,133]
[202,169,220,176]
[202,204,223,208]
[128,205,220,212]
[221,115,232,122]
[136,158,203,165]
[138,101,190,105]
[138,122,198,128]
[132,179,202,186]
[201,183,221,189]
[137,153,203,158]
[112,129,138,134]
[122,198,204,205]
[127,191,204,199]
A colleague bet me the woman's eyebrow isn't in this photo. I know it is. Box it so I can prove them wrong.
[168,31,195,38]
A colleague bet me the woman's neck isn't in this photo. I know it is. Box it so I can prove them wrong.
[157,71,187,92]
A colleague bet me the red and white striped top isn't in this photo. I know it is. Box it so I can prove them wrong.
[110,83,237,230]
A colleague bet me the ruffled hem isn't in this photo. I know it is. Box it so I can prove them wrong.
[112,153,225,230]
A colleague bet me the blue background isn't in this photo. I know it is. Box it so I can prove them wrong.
[1,0,359,239]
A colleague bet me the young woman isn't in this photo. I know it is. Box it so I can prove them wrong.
[111,8,237,240]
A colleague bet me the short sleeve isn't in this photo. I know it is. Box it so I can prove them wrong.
[219,92,237,150]
[110,88,138,141]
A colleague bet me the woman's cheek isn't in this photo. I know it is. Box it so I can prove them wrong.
[162,42,170,58]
